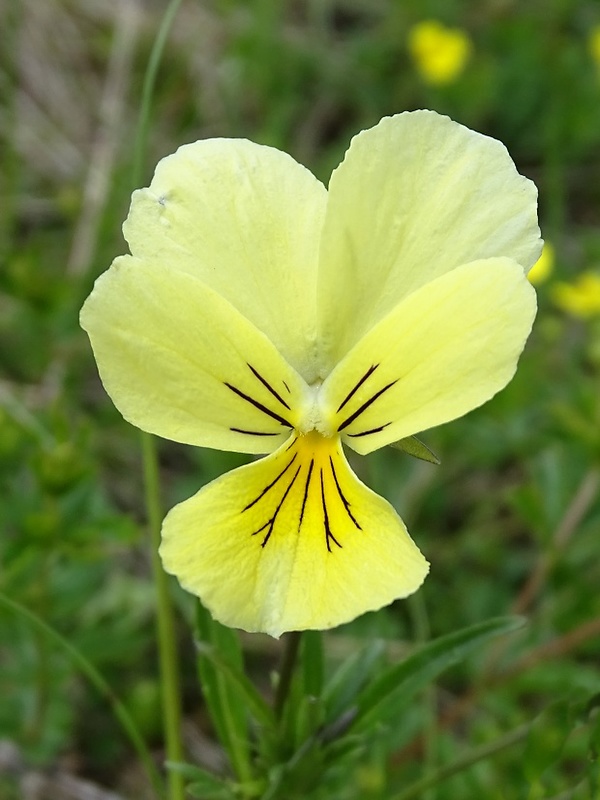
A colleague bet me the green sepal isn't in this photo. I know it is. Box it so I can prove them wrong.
[390,435,440,464]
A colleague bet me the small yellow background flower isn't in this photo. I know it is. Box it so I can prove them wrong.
[552,271,600,318]
[81,111,540,637]
[589,25,600,70]
[408,20,472,85]
[528,242,554,285]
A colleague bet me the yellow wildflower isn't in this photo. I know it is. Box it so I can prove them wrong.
[589,25,600,69]
[552,271,600,318]
[81,111,540,637]
[528,241,554,285]
[408,20,472,85]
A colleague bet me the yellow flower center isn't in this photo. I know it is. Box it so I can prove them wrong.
[241,429,360,552]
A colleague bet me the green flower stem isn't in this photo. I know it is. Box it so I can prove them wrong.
[274,631,303,720]
[0,592,165,799]
[142,432,185,800]
[390,722,532,800]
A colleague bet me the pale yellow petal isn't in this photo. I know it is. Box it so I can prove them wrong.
[80,257,308,454]
[160,432,428,637]
[123,139,327,382]
[317,111,541,370]
[319,258,537,455]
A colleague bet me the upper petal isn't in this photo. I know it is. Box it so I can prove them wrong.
[316,110,542,370]
[123,139,327,382]
[160,432,428,637]
[319,258,537,455]
[80,257,308,454]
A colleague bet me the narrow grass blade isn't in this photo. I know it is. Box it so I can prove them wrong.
[0,592,165,799]
[352,616,525,730]
[322,639,386,721]
[194,641,275,730]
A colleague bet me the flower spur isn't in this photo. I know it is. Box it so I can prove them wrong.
[81,110,541,637]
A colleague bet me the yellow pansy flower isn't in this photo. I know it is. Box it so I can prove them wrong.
[408,20,472,85]
[552,271,600,318]
[81,111,540,637]
[528,241,553,285]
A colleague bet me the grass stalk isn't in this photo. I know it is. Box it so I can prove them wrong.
[0,592,165,799]
[391,722,532,800]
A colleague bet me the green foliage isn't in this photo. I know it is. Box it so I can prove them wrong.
[1,0,600,797]
[351,617,525,733]
[195,603,257,785]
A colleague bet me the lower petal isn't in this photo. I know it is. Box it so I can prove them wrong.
[160,433,429,637]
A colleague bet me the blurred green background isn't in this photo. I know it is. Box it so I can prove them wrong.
[1,0,599,798]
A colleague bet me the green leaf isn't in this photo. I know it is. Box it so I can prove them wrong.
[389,721,532,800]
[279,631,326,746]
[584,692,600,754]
[166,761,237,798]
[187,779,236,800]
[195,640,275,730]
[195,602,253,784]
[322,639,386,721]
[183,766,266,800]
[523,697,577,786]
[390,435,440,465]
[165,760,218,781]
[352,616,525,731]
[586,695,600,796]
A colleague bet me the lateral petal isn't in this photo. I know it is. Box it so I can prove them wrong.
[317,111,541,370]
[319,258,537,455]
[124,139,327,382]
[160,432,429,637]
[80,257,308,454]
